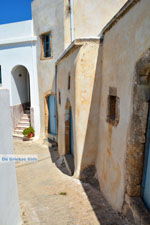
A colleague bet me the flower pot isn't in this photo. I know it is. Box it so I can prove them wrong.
[27,133,34,138]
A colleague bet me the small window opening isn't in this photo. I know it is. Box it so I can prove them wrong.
[59,91,61,105]
[107,87,119,126]
[109,95,117,121]
[68,75,71,90]
[67,0,71,14]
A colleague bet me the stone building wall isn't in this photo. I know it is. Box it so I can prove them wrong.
[96,0,150,212]
[32,0,129,138]
[73,0,127,39]
[32,0,65,138]
[56,39,100,177]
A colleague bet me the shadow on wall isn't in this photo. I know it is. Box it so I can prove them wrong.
[48,141,75,176]
[79,42,135,225]
[80,166,135,225]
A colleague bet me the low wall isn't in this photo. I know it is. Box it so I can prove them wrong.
[0,88,21,225]
[11,104,24,129]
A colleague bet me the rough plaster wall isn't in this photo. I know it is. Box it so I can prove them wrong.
[96,0,150,211]
[74,0,127,38]
[57,47,79,158]
[64,0,71,48]
[0,89,21,225]
[75,42,100,175]
[57,41,100,177]
[32,0,65,137]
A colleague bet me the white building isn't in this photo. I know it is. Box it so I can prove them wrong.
[0,20,40,138]
[0,88,21,225]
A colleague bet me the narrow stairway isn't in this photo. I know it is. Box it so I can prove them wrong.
[13,109,30,139]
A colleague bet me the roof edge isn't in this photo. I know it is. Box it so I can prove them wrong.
[56,37,100,65]
[100,0,141,36]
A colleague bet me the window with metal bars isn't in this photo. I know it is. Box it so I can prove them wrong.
[41,32,52,59]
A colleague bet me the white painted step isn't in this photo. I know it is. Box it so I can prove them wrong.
[15,126,29,131]
[14,129,24,135]
[18,121,30,126]
[17,120,30,127]
[20,118,30,123]
[13,134,23,140]
[21,115,30,120]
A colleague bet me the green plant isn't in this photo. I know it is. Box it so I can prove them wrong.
[23,127,35,136]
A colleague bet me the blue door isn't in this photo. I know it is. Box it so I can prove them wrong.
[48,95,57,135]
[69,109,74,155]
[142,107,150,209]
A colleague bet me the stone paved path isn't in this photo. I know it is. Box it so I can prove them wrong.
[14,140,100,225]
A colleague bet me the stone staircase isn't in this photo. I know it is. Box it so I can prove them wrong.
[13,110,31,139]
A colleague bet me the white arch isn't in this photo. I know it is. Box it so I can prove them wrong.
[11,65,30,106]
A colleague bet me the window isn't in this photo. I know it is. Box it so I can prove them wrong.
[68,74,71,90]
[108,95,117,121]
[107,87,119,126]
[0,66,2,85]
[59,91,61,105]
[41,32,52,59]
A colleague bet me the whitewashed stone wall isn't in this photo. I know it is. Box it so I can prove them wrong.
[0,88,21,225]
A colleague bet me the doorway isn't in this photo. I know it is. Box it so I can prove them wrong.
[12,65,30,108]
[142,104,150,210]
[48,95,57,136]
[65,100,74,155]
[11,65,31,130]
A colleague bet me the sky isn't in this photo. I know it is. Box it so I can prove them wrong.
[0,0,32,25]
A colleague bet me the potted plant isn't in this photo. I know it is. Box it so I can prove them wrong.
[23,127,35,140]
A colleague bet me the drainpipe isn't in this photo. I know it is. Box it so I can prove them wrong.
[55,64,57,96]
[70,0,75,42]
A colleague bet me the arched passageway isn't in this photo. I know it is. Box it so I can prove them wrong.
[12,65,30,107]
[11,65,31,131]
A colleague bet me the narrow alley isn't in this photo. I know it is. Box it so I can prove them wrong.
[14,140,100,225]
[0,1,150,225]
[14,140,134,225]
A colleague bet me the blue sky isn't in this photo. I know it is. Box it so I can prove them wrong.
[0,0,32,25]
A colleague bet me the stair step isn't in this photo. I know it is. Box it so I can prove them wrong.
[21,117,30,120]
[14,130,24,134]
[13,134,23,140]
[15,126,29,131]
[22,115,30,119]
[18,122,30,126]
[13,110,31,135]
[24,110,30,114]
[23,113,30,116]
